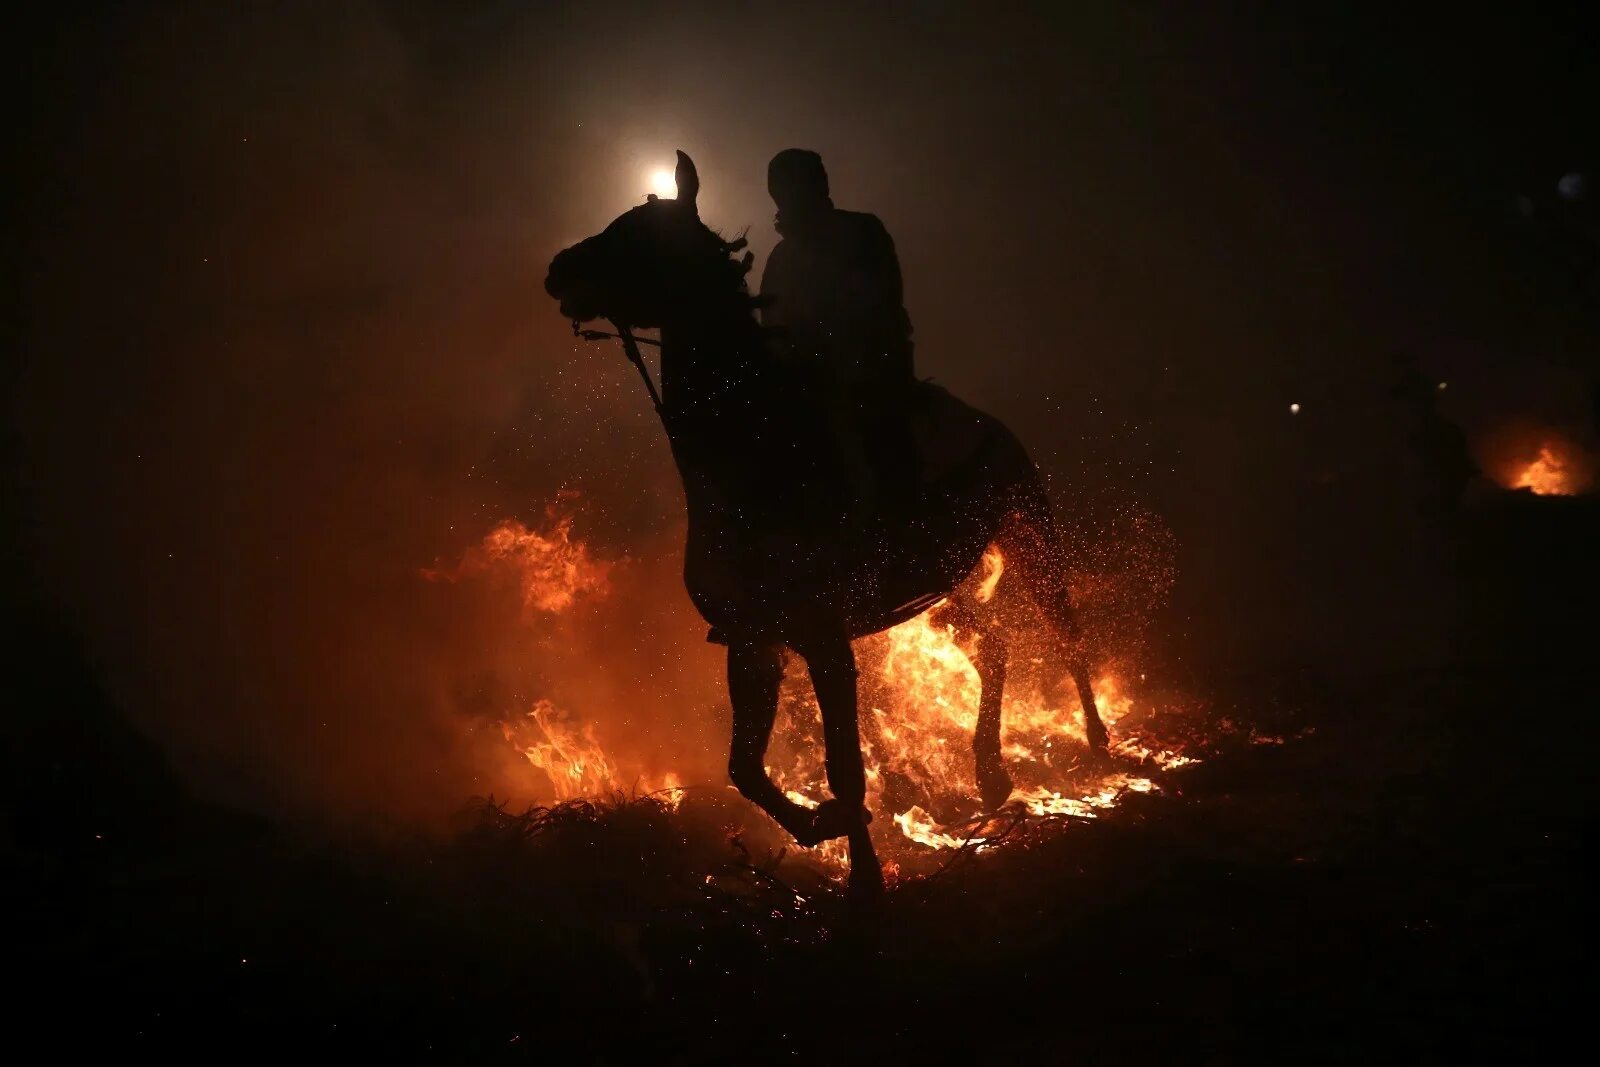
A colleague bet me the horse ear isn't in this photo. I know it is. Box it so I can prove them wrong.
[674,150,700,212]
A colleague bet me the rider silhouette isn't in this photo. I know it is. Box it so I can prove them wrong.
[759,149,918,517]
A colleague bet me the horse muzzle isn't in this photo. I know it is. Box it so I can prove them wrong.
[544,247,602,322]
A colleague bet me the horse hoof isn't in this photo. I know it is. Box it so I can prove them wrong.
[812,799,871,843]
[1085,720,1110,753]
[788,820,826,849]
[977,766,1014,810]
[847,867,886,905]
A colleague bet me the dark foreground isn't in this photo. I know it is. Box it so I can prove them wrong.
[7,493,1593,1062]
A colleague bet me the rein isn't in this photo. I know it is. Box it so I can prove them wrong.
[572,318,665,421]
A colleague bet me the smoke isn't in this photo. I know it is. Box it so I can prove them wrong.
[9,5,693,820]
[11,4,1593,823]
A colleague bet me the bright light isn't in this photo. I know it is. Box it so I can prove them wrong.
[1289,403,1300,414]
[648,168,676,198]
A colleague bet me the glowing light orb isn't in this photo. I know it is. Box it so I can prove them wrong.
[1289,403,1300,414]
[648,168,676,198]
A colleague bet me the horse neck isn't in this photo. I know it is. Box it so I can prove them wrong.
[658,294,766,426]
[657,293,774,510]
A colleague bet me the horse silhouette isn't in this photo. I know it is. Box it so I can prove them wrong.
[545,151,1103,899]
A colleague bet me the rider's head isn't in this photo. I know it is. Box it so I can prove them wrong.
[768,149,830,218]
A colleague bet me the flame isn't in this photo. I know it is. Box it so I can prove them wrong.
[446,500,1201,870]
[425,501,610,613]
[764,555,1199,859]
[975,545,1005,603]
[502,699,620,800]
[1011,776,1153,818]
[894,806,979,850]
[1512,442,1579,496]
[501,700,683,806]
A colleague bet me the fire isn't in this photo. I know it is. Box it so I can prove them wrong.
[894,805,978,850]
[424,498,611,612]
[975,545,1004,603]
[763,556,1198,864]
[1011,776,1153,818]
[502,702,683,805]
[1512,442,1580,496]
[502,699,620,800]
[444,498,1202,874]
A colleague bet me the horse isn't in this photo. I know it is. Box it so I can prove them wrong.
[544,151,1104,898]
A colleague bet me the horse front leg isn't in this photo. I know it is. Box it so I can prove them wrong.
[796,636,884,901]
[727,641,829,846]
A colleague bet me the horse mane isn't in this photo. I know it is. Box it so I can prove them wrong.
[690,218,761,311]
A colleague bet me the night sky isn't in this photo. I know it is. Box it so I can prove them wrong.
[8,3,1596,819]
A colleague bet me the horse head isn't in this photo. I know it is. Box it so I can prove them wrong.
[545,151,751,331]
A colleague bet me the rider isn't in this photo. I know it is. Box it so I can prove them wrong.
[758,149,918,517]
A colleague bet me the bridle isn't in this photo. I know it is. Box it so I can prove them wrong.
[565,221,755,428]
[572,318,665,420]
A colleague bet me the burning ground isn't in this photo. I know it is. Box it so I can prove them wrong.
[421,495,1219,887]
[16,486,1589,1060]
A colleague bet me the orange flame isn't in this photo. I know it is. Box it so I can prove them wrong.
[502,701,682,806]
[765,558,1197,858]
[448,500,1199,867]
[425,503,611,613]
[502,699,620,800]
[1512,442,1580,496]
[975,545,1005,603]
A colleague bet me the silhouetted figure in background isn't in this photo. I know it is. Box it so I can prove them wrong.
[1390,351,1478,518]
[759,149,918,517]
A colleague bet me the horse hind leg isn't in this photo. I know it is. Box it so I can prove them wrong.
[971,628,1014,808]
[934,594,1014,809]
[998,495,1110,753]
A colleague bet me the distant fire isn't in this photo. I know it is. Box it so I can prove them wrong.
[436,499,1201,873]
[1511,441,1581,496]
[1482,427,1596,499]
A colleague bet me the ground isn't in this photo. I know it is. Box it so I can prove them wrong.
[6,492,1593,1062]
